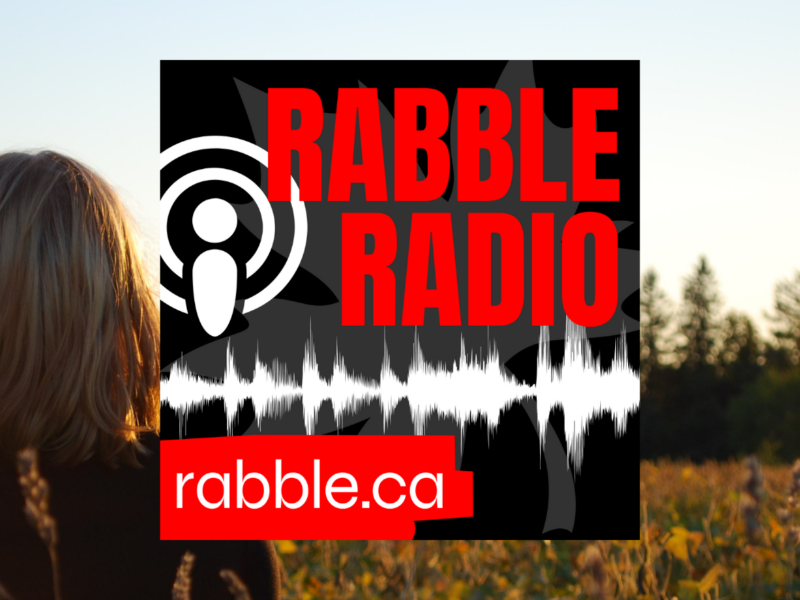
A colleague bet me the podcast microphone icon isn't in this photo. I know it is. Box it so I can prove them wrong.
[160,136,309,338]
[191,198,239,337]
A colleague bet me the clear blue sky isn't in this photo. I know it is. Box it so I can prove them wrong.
[2,0,798,333]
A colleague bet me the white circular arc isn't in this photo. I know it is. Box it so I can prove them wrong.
[161,168,275,279]
[159,135,308,315]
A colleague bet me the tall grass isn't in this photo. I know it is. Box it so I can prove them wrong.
[4,449,800,599]
[272,458,800,599]
[4,449,254,600]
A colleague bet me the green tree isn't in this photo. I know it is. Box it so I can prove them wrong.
[678,256,721,370]
[767,270,800,366]
[665,257,729,459]
[727,366,800,461]
[640,268,674,458]
[719,310,763,388]
[640,268,672,393]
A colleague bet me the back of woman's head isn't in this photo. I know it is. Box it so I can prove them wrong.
[0,151,159,466]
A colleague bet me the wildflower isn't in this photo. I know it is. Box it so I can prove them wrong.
[788,527,800,548]
[788,460,800,510]
[743,456,765,501]
[581,545,607,600]
[741,456,764,543]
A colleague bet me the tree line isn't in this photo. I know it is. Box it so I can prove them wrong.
[640,257,800,462]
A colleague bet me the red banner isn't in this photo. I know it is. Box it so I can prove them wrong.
[160,436,473,540]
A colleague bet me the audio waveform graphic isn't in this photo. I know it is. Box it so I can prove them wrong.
[161,317,639,471]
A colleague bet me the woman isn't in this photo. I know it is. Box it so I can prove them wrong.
[0,151,281,599]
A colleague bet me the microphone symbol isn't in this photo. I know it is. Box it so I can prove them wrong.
[160,136,308,337]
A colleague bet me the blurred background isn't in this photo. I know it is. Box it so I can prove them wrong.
[3,0,797,463]
[641,259,800,463]
[2,1,799,598]
[2,0,799,334]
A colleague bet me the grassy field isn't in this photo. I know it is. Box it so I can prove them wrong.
[272,459,800,600]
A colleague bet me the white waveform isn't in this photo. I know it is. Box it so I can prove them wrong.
[161,317,640,472]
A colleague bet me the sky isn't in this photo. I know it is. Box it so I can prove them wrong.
[1,0,798,334]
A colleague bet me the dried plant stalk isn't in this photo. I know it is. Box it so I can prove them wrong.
[172,551,196,600]
[16,448,61,600]
[220,569,253,600]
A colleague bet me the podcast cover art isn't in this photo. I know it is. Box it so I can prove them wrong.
[159,60,641,540]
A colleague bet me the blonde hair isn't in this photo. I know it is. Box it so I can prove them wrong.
[0,151,159,466]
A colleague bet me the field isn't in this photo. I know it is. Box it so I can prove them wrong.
[273,459,800,600]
